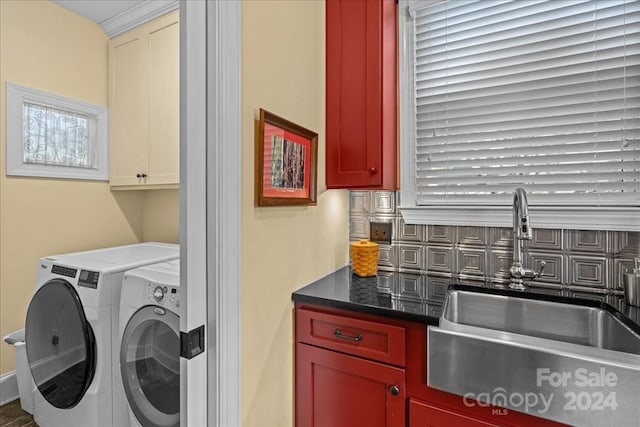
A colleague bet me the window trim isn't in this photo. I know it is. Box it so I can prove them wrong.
[398,0,640,232]
[6,82,108,181]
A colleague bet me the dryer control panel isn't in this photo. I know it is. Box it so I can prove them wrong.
[78,270,100,289]
[144,282,180,310]
[51,264,78,278]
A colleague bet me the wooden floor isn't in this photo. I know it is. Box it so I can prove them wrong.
[0,400,36,427]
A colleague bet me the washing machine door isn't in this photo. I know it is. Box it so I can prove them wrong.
[120,305,180,427]
[25,278,96,409]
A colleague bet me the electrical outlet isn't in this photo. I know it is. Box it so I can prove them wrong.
[370,222,392,244]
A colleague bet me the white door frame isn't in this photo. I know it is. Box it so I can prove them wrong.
[180,1,241,426]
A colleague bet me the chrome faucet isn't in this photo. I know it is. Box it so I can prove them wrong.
[509,188,545,290]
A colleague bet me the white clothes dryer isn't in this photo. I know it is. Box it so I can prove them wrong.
[119,259,180,427]
[25,243,179,427]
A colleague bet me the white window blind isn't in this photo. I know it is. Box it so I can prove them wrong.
[412,0,640,207]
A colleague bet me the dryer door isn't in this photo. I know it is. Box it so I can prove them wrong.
[120,305,180,427]
[25,278,96,409]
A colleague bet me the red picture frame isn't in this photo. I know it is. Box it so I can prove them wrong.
[255,109,318,206]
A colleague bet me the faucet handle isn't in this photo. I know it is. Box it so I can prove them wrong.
[519,260,546,281]
[536,260,546,278]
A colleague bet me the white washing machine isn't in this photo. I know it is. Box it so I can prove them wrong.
[119,259,180,427]
[25,243,179,427]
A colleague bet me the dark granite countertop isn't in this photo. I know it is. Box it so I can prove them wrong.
[291,266,445,324]
[292,266,640,335]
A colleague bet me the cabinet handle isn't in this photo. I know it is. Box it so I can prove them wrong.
[368,167,377,175]
[333,329,362,342]
[141,173,147,178]
[136,173,142,178]
[389,385,400,396]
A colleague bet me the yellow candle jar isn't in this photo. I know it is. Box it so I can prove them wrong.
[350,240,379,277]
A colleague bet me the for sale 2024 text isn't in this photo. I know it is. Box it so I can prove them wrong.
[537,367,618,411]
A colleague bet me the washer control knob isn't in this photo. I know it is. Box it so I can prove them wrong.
[153,286,165,302]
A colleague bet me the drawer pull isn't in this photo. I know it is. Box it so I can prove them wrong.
[333,329,362,342]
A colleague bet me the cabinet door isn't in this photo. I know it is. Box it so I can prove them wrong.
[296,343,405,427]
[146,12,180,186]
[109,11,179,188]
[326,0,397,189]
[109,30,147,187]
[409,399,498,427]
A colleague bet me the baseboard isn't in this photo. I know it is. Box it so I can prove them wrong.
[0,371,18,406]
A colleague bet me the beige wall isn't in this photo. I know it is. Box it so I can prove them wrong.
[0,0,145,375]
[142,190,179,243]
[242,1,349,426]
[1,2,347,421]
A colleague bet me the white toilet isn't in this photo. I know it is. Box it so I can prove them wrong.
[3,329,35,414]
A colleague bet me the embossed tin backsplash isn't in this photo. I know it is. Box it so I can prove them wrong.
[349,191,640,300]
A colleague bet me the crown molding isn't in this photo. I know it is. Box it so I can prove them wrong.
[101,0,179,38]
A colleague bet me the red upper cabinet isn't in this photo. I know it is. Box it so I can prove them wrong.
[326,0,397,189]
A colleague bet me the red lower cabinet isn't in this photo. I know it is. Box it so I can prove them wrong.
[409,399,498,427]
[296,343,405,427]
[294,304,566,427]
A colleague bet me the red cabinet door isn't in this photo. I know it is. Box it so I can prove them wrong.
[326,0,397,189]
[296,343,405,427]
[409,399,499,427]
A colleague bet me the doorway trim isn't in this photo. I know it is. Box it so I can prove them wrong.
[206,1,242,426]
[180,1,241,426]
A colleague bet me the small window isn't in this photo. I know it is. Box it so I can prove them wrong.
[6,83,108,180]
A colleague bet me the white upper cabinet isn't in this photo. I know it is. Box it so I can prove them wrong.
[109,11,179,189]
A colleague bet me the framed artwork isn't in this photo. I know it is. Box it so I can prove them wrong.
[255,108,318,206]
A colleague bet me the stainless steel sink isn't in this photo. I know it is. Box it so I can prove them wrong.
[443,290,640,354]
[428,288,640,427]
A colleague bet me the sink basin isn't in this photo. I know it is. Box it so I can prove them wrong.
[443,290,640,354]
[428,287,640,427]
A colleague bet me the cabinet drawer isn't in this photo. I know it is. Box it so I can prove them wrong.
[296,308,405,366]
[409,399,498,427]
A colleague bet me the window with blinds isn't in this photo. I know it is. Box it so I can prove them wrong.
[410,0,639,207]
